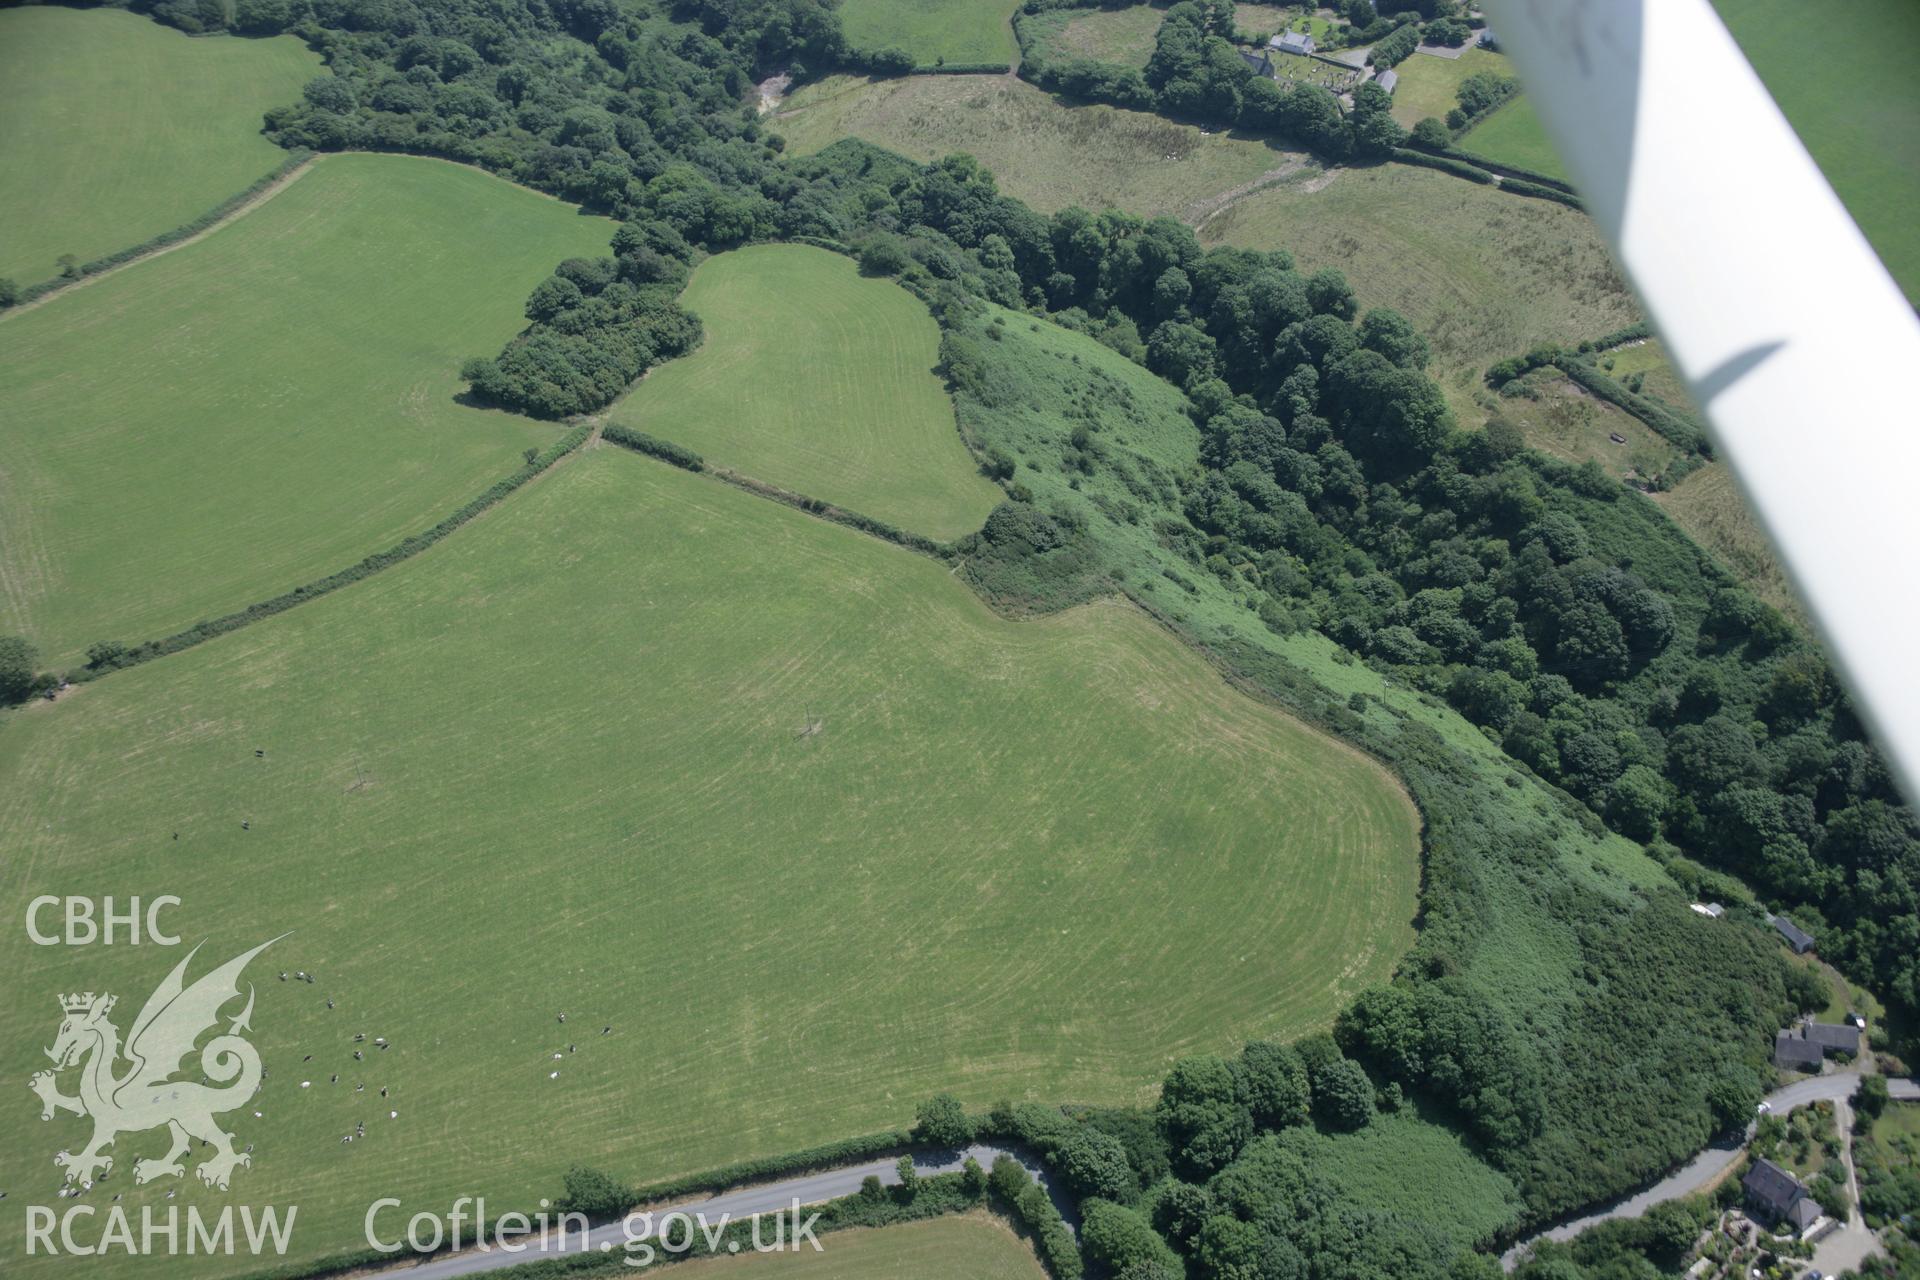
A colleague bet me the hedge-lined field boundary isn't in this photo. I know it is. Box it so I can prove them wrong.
[1585,321,1655,353]
[1392,147,1496,184]
[600,423,704,471]
[1552,355,1706,457]
[908,61,1012,75]
[1443,145,1575,194]
[633,1130,913,1205]
[1,150,314,311]
[231,1139,1087,1280]
[600,422,956,558]
[1485,338,1711,488]
[72,425,589,681]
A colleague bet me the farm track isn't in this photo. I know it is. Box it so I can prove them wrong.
[0,157,316,320]
[1187,158,1317,232]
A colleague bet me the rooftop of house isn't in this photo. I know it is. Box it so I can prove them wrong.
[1774,1031,1825,1070]
[1742,1157,1807,1216]
[1803,1021,1861,1053]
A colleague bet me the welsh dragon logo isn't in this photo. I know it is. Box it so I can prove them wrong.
[29,938,280,1192]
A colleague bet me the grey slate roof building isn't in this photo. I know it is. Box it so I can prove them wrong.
[1240,49,1274,77]
[1774,1031,1825,1071]
[1774,1018,1863,1068]
[1272,29,1315,55]
[1804,1021,1862,1055]
[1742,1158,1823,1229]
[1376,68,1398,93]
[1771,915,1816,954]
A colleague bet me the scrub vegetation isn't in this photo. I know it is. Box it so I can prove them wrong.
[6,2,1917,1278]
[772,73,1302,223]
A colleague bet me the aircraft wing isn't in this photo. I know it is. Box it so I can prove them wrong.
[1485,0,1920,802]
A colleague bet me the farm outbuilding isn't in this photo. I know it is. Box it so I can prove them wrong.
[1770,914,1815,953]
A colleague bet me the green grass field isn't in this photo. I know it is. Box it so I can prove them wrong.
[947,297,1670,1071]
[608,244,1000,540]
[1715,0,1920,301]
[1235,9,1331,42]
[1491,370,1682,484]
[1233,3,1296,40]
[0,444,1420,1277]
[838,0,1019,68]
[1202,163,1636,418]
[0,7,319,286]
[1043,4,1166,68]
[1869,1102,1920,1150]
[1583,341,1804,622]
[1388,46,1513,127]
[0,153,610,665]
[1459,95,1570,182]
[1600,337,1692,410]
[1653,463,1801,624]
[675,1215,1044,1278]
[773,75,1306,222]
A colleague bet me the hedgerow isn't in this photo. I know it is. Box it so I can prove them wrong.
[46,1,1917,1275]
[600,424,704,472]
[76,426,588,681]
[1392,148,1498,184]
[989,1155,1084,1280]
[629,1130,911,1206]
[1585,322,1655,353]
[1497,177,1584,210]
[2,150,313,306]
[236,1162,1002,1280]
[709,468,952,559]
[1444,147,1575,194]
[1553,355,1707,454]
[1015,2,1407,161]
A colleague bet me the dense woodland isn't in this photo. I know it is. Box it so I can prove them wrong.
[10,0,1920,1274]
[1019,0,1409,162]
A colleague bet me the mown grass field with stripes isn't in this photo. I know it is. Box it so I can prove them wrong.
[0,153,610,664]
[0,6,318,285]
[609,243,1001,540]
[0,442,1419,1277]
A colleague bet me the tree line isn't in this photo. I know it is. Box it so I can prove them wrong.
[17,1,1917,1273]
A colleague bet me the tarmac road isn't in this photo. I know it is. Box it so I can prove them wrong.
[1502,1071,1918,1271]
[390,1143,1060,1279]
